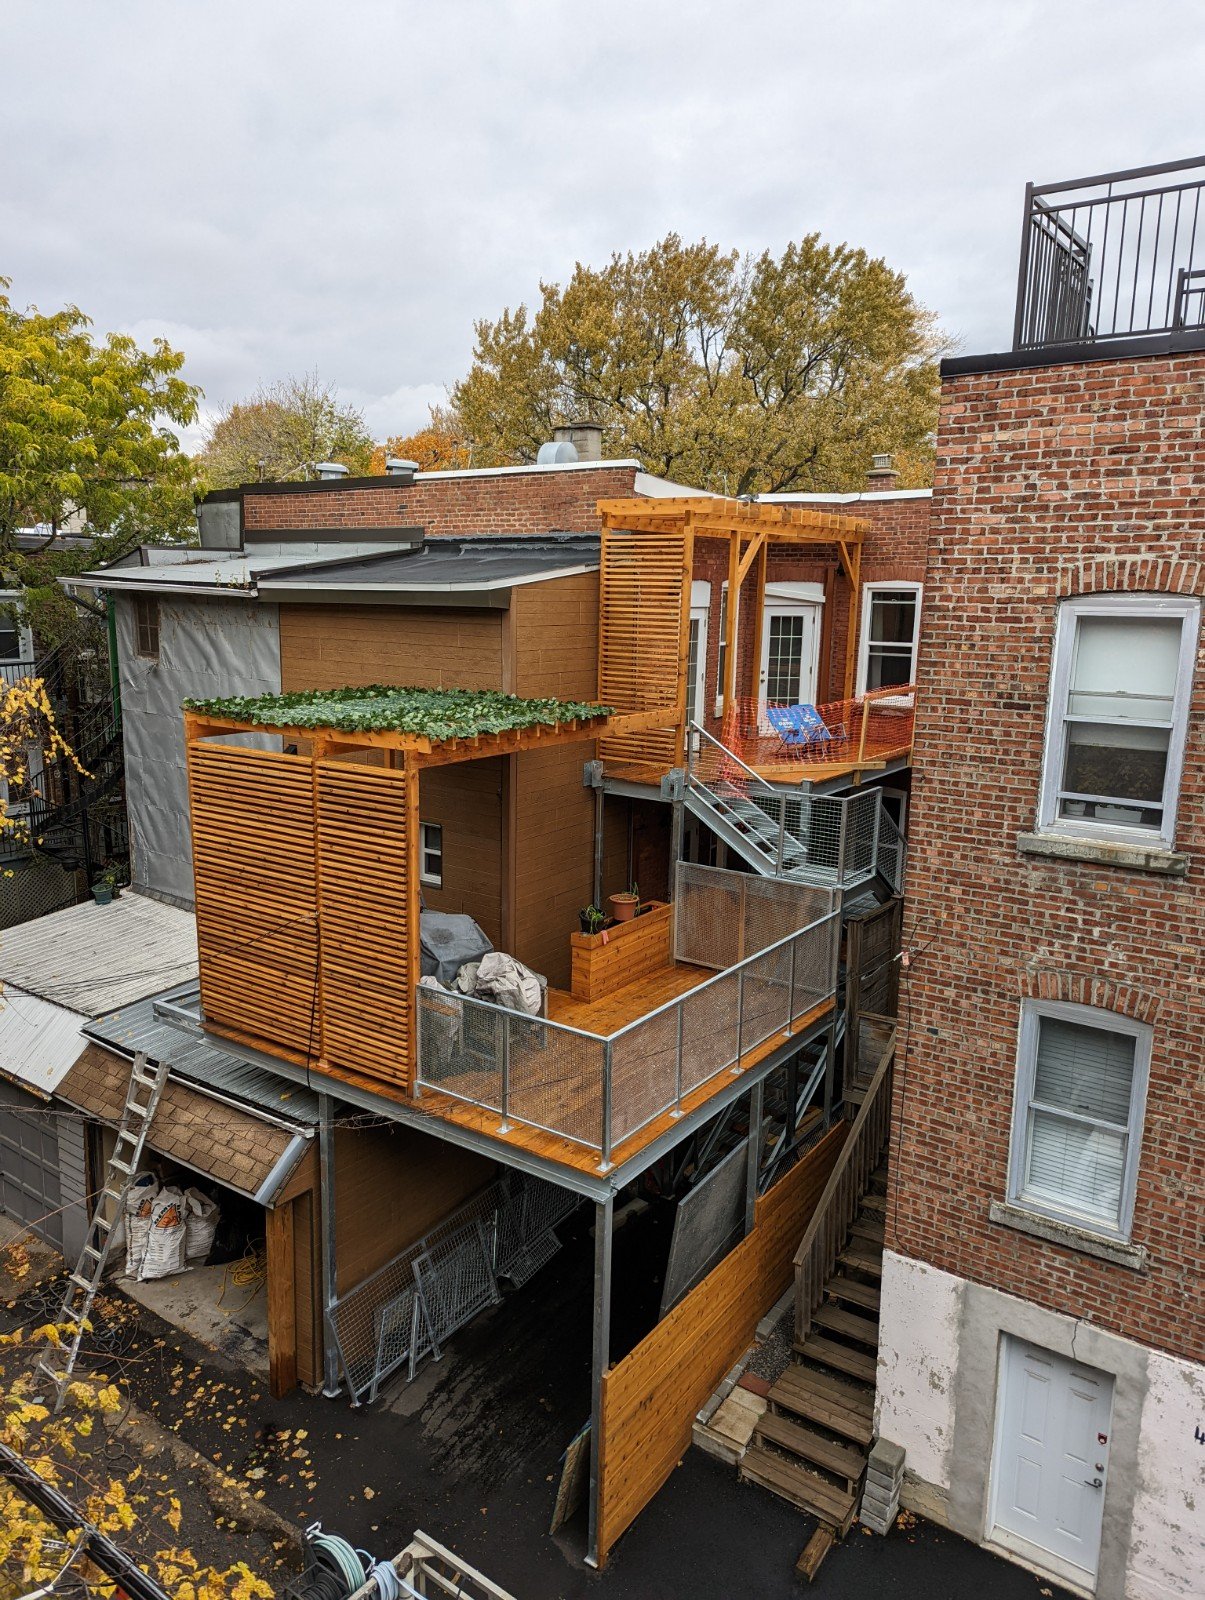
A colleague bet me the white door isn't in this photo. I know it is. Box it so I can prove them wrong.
[991,1337,1113,1586]
[686,604,708,730]
[759,602,821,711]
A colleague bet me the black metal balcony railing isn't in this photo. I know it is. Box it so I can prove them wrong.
[1014,156,1205,351]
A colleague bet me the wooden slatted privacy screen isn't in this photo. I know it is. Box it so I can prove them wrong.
[597,525,693,770]
[315,760,416,1086]
[188,744,320,1056]
[596,1120,849,1565]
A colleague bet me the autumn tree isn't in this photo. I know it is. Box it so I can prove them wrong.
[197,373,375,490]
[0,279,200,650]
[453,233,945,494]
[0,675,83,857]
[369,403,471,474]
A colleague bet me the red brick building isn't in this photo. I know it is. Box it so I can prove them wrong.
[877,160,1205,1600]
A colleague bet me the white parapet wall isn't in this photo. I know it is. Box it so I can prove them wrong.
[875,1248,1205,1600]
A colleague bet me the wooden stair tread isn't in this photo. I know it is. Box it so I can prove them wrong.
[773,1362,874,1417]
[755,1411,867,1482]
[811,1303,879,1348]
[837,1247,883,1280]
[796,1526,836,1582]
[770,1374,875,1446]
[826,1274,880,1313]
[740,1446,858,1532]
[850,1216,885,1245]
[799,1335,877,1384]
[860,1193,886,1216]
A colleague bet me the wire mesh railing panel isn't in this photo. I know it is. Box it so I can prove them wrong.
[679,970,741,1095]
[609,1004,681,1145]
[792,916,842,1024]
[674,861,744,969]
[494,1179,579,1285]
[413,1224,499,1351]
[416,989,505,1113]
[841,789,881,882]
[738,941,793,1059]
[506,1012,606,1151]
[743,875,834,954]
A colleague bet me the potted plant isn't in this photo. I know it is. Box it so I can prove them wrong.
[578,904,606,935]
[91,866,121,906]
[608,882,640,924]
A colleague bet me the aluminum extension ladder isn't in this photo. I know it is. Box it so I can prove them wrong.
[37,1051,169,1408]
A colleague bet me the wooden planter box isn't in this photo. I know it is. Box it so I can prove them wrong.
[570,901,674,1004]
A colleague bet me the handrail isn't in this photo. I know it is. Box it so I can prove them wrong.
[686,720,777,794]
[792,1030,895,1345]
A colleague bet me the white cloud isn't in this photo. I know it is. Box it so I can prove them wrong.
[2,0,1200,460]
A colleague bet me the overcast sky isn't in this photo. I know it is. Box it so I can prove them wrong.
[4,2,1203,452]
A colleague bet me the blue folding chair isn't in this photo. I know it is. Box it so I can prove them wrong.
[765,703,833,749]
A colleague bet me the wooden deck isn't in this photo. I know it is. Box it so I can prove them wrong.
[548,961,706,1030]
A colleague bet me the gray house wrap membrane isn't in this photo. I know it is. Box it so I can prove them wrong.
[115,594,282,904]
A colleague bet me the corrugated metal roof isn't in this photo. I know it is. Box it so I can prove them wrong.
[84,985,320,1127]
[0,895,198,1018]
[0,986,88,1097]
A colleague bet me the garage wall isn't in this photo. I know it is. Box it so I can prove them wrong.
[333,1123,496,1294]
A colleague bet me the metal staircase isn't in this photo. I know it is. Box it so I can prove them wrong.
[37,1053,168,1407]
[683,723,904,896]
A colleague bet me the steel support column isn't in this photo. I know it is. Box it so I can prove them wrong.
[585,1192,614,1569]
[823,1015,838,1126]
[318,1092,341,1397]
[593,784,604,908]
[745,1080,764,1230]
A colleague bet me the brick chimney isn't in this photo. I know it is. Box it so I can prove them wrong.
[867,452,900,490]
[553,421,604,462]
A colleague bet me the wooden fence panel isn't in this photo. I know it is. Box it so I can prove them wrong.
[597,1120,848,1563]
[315,759,417,1089]
[188,744,319,1056]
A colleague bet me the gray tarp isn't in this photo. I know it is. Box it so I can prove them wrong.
[419,912,493,986]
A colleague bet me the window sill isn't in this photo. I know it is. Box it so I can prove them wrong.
[988,1199,1148,1270]
[1016,832,1188,877]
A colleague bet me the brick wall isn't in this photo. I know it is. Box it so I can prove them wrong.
[892,352,1205,1363]
[240,464,642,537]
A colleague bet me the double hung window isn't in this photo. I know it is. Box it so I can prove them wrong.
[858,583,921,693]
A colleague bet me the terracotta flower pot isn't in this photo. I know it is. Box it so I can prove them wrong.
[609,892,638,923]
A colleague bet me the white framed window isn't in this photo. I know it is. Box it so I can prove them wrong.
[857,582,922,694]
[1038,594,1199,849]
[0,591,33,668]
[419,821,443,888]
[133,595,160,661]
[1009,1000,1151,1241]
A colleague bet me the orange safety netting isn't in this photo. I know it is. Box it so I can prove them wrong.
[718,684,916,774]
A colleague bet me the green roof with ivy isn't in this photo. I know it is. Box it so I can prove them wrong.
[184,685,614,742]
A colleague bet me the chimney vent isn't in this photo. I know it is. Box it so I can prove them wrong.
[315,461,349,480]
[385,457,420,483]
[554,421,603,462]
[867,452,900,489]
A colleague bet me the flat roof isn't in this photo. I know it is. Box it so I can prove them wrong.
[185,684,613,740]
[257,534,599,601]
[0,894,198,1018]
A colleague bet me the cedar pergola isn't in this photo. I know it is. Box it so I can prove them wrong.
[596,497,872,763]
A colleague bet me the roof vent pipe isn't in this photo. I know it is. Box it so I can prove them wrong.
[385,457,420,483]
[315,462,350,480]
[536,440,578,465]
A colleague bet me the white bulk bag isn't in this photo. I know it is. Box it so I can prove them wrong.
[123,1173,159,1278]
[140,1186,189,1280]
[183,1188,220,1263]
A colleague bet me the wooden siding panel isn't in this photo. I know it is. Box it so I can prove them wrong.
[333,1123,497,1293]
[188,744,319,1056]
[418,759,504,946]
[279,603,505,693]
[596,1121,848,1563]
[512,571,600,700]
[316,760,415,1090]
[511,745,594,988]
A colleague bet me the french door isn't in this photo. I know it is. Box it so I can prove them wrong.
[759,602,821,713]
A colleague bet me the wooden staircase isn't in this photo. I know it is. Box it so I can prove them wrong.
[739,1162,887,1535]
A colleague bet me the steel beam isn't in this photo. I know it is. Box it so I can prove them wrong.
[318,1093,341,1397]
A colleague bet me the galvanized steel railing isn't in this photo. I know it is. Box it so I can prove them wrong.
[416,865,840,1168]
